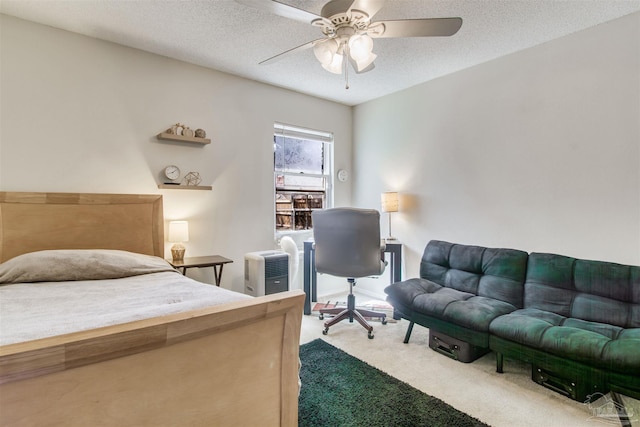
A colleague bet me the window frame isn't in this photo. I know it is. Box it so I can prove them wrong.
[274,122,334,236]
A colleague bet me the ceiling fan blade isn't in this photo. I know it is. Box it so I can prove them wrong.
[259,39,325,65]
[369,17,462,38]
[235,0,325,25]
[347,0,386,20]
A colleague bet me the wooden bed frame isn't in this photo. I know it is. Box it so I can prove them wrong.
[0,192,304,426]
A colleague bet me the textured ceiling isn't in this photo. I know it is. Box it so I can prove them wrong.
[2,0,639,106]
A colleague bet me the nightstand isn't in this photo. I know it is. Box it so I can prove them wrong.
[167,255,233,286]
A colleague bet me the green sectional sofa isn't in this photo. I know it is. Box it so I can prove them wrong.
[385,240,640,403]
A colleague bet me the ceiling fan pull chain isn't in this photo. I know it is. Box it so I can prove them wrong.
[345,64,349,89]
[344,42,350,89]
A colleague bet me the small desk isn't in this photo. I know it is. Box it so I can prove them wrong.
[303,240,402,315]
[167,255,233,286]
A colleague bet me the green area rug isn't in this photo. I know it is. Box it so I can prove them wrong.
[299,339,489,427]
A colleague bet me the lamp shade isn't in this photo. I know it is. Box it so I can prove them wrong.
[381,192,399,213]
[322,52,344,74]
[348,34,373,61]
[352,52,377,73]
[313,39,339,65]
[168,221,189,243]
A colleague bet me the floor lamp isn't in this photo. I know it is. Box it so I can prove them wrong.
[381,192,399,241]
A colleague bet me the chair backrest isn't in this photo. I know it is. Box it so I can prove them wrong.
[312,208,385,278]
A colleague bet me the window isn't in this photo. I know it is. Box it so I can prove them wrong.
[274,122,333,233]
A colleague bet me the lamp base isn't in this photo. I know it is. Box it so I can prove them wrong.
[171,243,186,261]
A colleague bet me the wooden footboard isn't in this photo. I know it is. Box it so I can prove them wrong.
[0,290,305,427]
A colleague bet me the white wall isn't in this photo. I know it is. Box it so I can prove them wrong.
[0,15,353,293]
[353,12,640,296]
[3,12,639,301]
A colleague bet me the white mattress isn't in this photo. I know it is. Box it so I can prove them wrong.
[0,250,251,345]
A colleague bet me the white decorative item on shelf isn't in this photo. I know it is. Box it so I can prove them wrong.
[159,124,209,143]
[184,171,202,186]
[169,123,184,136]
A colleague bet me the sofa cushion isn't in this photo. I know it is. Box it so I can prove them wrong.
[440,296,516,332]
[384,278,442,308]
[571,294,630,327]
[575,260,632,301]
[491,311,632,371]
[538,326,611,367]
[420,241,484,294]
[419,240,528,308]
[524,282,573,317]
[525,253,640,328]
[412,287,474,316]
[602,328,640,375]
[398,287,516,333]
[478,249,528,307]
[630,267,640,327]
[574,260,639,329]
[562,318,623,340]
[524,254,575,316]
[526,253,575,290]
[490,308,564,345]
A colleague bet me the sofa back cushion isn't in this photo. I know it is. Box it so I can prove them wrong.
[420,240,528,308]
[525,253,640,328]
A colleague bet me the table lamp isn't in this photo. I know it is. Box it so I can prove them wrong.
[381,192,399,240]
[168,220,189,261]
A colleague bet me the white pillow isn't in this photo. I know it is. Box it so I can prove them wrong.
[0,249,176,284]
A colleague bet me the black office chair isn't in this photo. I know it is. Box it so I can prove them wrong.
[312,207,387,339]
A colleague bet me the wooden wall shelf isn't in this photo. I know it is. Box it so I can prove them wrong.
[158,184,212,191]
[157,133,211,145]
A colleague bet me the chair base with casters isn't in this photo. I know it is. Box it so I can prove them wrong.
[319,278,387,339]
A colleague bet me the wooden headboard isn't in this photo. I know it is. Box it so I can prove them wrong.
[0,192,163,262]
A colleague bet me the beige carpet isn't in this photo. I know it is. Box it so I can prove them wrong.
[300,297,640,427]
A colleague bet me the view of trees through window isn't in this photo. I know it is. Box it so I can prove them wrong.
[274,135,325,190]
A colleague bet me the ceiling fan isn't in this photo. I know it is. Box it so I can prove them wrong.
[236,0,462,88]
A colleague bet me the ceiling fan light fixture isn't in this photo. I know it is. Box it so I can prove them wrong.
[353,52,377,72]
[347,34,373,61]
[313,38,339,64]
[239,0,462,88]
[321,52,344,74]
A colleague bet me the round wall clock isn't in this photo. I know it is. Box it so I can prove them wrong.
[164,165,181,181]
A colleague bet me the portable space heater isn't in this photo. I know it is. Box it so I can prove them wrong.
[244,250,289,296]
